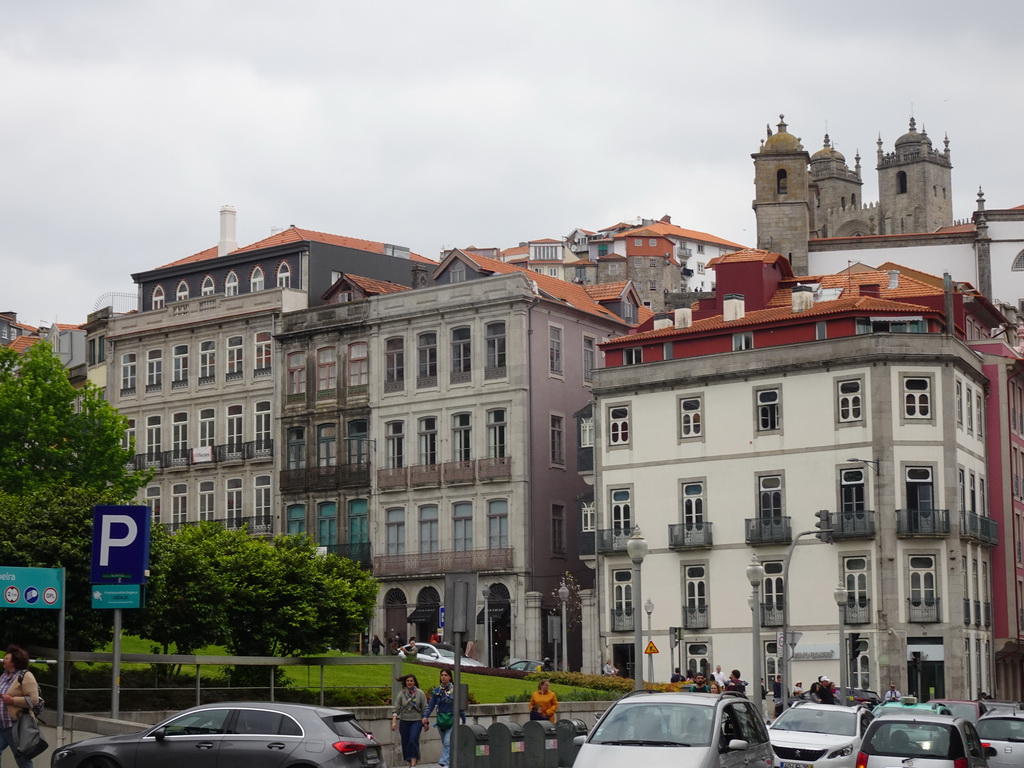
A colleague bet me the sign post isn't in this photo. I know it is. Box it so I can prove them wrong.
[91,505,151,719]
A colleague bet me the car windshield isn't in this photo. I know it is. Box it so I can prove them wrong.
[943,704,979,722]
[326,714,370,739]
[773,708,857,736]
[590,702,714,746]
[976,718,1024,742]
[864,722,961,758]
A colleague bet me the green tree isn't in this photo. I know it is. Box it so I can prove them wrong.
[0,342,146,496]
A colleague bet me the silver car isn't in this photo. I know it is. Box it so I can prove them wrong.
[858,713,987,768]
[575,690,773,768]
[976,711,1024,768]
[51,701,386,768]
[769,702,874,768]
[399,641,485,667]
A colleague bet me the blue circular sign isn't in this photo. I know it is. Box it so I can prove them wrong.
[24,587,39,604]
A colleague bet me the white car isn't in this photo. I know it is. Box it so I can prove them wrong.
[399,642,485,667]
[769,702,874,768]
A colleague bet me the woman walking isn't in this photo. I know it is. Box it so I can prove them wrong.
[392,673,428,767]
[423,668,465,768]
[0,645,40,768]
[528,679,559,722]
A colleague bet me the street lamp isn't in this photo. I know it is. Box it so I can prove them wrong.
[482,586,491,668]
[645,598,655,682]
[833,583,849,704]
[846,457,880,476]
[558,582,570,672]
[626,527,649,690]
[746,557,765,710]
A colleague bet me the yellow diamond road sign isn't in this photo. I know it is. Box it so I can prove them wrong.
[645,641,659,655]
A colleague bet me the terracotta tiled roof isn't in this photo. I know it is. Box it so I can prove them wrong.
[933,223,976,234]
[706,248,794,273]
[158,227,434,270]
[636,305,655,326]
[616,220,747,249]
[11,321,38,333]
[529,238,562,244]
[583,282,631,301]
[501,245,529,258]
[52,323,82,331]
[766,269,943,308]
[345,274,410,296]
[446,251,627,324]
[7,336,43,353]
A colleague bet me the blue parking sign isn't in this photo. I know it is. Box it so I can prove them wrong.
[91,506,151,584]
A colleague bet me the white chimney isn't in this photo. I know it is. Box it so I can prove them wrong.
[888,270,900,290]
[792,284,814,312]
[218,205,238,257]
[653,312,673,330]
[723,293,745,321]
[674,307,693,329]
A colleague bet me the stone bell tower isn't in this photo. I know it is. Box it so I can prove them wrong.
[752,115,812,275]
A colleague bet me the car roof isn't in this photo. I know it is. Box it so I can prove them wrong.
[930,699,979,705]
[189,701,353,716]
[869,713,968,726]
[980,710,1024,719]
[782,703,856,714]
[615,690,746,707]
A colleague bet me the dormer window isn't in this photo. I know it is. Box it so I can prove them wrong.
[201,276,215,296]
[152,285,165,310]
[251,266,265,292]
[224,271,238,296]
[175,281,190,301]
[277,262,291,288]
[450,261,467,283]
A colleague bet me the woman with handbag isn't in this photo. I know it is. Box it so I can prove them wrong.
[391,673,428,767]
[528,678,559,722]
[0,644,41,768]
[422,668,465,768]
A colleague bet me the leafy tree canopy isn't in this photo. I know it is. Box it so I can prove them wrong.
[0,342,147,496]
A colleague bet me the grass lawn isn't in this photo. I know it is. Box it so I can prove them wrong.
[96,638,584,704]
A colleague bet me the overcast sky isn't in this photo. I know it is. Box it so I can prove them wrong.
[4,0,1022,328]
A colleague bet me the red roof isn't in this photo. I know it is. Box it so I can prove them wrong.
[616,220,747,250]
[7,336,43,353]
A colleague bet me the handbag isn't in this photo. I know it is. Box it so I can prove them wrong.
[13,712,48,760]
[436,712,454,729]
[530,709,547,720]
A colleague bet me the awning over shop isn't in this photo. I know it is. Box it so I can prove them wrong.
[408,604,440,623]
[476,604,510,624]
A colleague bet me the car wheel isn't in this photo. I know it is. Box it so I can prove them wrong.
[82,758,117,768]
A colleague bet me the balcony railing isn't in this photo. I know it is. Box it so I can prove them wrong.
[377,467,408,490]
[964,598,972,625]
[373,547,513,578]
[409,463,441,487]
[280,467,306,491]
[841,600,871,625]
[579,531,596,557]
[133,439,273,470]
[683,604,709,630]
[325,542,372,568]
[907,598,941,623]
[443,460,476,484]
[974,600,982,627]
[896,509,950,536]
[164,516,274,535]
[281,463,370,492]
[760,602,784,627]
[984,602,992,627]
[595,528,632,554]
[478,456,512,481]
[610,608,634,632]
[746,517,792,545]
[834,510,876,539]
[214,442,245,462]
[960,510,998,545]
[669,522,714,549]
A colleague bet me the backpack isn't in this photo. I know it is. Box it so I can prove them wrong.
[16,670,45,718]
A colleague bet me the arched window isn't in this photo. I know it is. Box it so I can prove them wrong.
[251,266,265,292]
[776,169,788,194]
[201,276,215,296]
[152,285,165,310]
[897,171,907,194]
[1012,251,1024,272]
[841,196,846,209]
[224,271,238,296]
[277,261,292,288]
[851,193,857,207]
[175,281,190,301]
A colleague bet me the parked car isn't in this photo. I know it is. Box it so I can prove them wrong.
[847,689,882,708]
[983,701,1024,716]
[976,711,1024,768]
[399,641,485,667]
[769,702,874,768]
[51,701,385,768]
[574,689,773,768]
[929,699,990,724]
[857,713,988,768]
[872,697,953,717]
[504,658,545,673]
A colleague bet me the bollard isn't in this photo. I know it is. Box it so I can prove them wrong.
[522,719,558,768]
[488,721,526,768]
[554,719,588,767]
[456,723,490,768]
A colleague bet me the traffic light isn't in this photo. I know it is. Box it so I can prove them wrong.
[670,627,679,648]
[814,510,834,543]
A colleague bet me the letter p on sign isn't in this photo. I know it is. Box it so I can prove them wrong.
[91,506,151,584]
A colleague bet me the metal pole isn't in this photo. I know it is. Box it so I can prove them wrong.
[482,587,491,668]
[781,530,822,706]
[559,590,569,672]
[750,587,762,713]
[112,608,121,719]
[646,602,654,682]
[838,617,847,704]
[633,558,644,690]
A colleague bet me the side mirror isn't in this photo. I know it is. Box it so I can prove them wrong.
[726,738,750,751]
[985,747,998,758]
[152,726,167,741]
[573,735,587,746]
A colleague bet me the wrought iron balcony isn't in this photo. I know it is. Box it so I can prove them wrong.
[579,531,596,557]
[960,510,998,545]
[373,546,513,578]
[326,542,372,568]
[377,466,408,491]
[964,598,972,625]
[907,598,941,623]
[669,522,714,549]
[974,600,982,627]
[760,602,784,627]
[683,604,709,630]
[841,600,871,625]
[595,528,632,554]
[610,608,634,632]
[162,449,192,468]
[478,456,512,481]
[834,510,876,539]
[896,509,950,536]
[745,517,792,545]
[409,463,441,487]
[984,602,992,627]
[443,460,476,484]
[214,442,245,462]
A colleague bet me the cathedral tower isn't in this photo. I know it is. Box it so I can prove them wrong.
[752,115,812,274]
[876,118,953,234]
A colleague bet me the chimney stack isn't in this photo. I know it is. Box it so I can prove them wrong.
[888,270,900,290]
[218,205,238,257]
[791,284,814,312]
[723,293,745,321]
[674,307,693,329]
[653,312,673,330]
[860,283,880,298]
